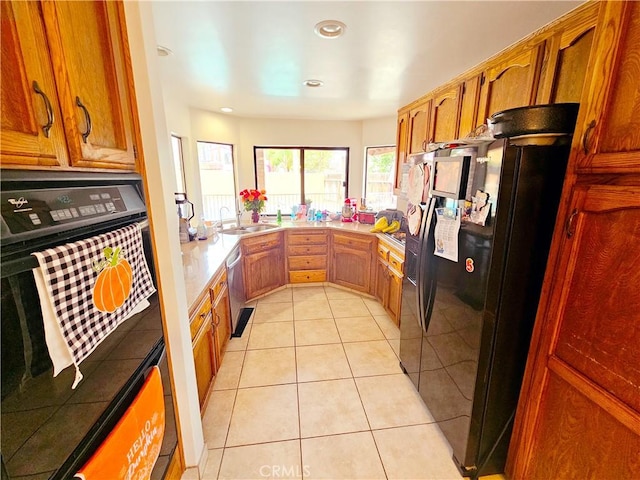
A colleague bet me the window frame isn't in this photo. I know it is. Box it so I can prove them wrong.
[170,134,186,194]
[363,145,397,211]
[253,146,350,210]
[196,140,237,222]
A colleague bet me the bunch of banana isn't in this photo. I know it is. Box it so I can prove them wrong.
[382,220,401,233]
[369,216,388,233]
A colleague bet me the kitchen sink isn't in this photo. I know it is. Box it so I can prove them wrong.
[221,224,279,235]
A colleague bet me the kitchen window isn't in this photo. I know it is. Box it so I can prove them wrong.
[364,145,397,211]
[171,134,186,194]
[254,147,349,214]
[197,141,237,221]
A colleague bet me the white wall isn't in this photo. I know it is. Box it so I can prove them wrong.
[124,2,206,474]
[362,116,396,146]
[186,110,397,217]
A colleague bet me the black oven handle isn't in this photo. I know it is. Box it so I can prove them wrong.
[0,218,149,278]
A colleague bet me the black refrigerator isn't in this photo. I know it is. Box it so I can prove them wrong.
[399,138,570,477]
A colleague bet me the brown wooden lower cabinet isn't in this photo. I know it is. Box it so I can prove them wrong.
[211,268,232,366]
[330,232,375,294]
[286,230,328,283]
[242,231,285,299]
[189,265,234,412]
[524,369,640,479]
[507,184,640,478]
[164,445,185,479]
[374,236,404,326]
[190,296,215,410]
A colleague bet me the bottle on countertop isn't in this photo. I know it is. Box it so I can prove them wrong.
[196,215,207,240]
[276,207,282,225]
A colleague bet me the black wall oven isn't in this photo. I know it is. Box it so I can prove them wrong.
[0,170,177,479]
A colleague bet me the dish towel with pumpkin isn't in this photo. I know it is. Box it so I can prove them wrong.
[32,223,156,388]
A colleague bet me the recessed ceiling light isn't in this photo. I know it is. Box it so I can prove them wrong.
[314,20,346,39]
[303,79,324,88]
[220,107,233,113]
[156,45,173,57]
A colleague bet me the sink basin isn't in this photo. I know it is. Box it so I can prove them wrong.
[221,224,279,235]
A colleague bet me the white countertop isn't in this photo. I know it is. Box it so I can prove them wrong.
[181,220,396,311]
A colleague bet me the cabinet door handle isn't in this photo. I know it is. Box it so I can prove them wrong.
[421,140,427,152]
[565,209,579,238]
[32,81,54,138]
[76,96,92,143]
[582,120,596,155]
[213,312,221,327]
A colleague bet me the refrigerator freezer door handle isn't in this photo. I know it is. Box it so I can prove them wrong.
[416,200,436,332]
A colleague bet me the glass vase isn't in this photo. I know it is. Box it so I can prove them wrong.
[251,210,260,223]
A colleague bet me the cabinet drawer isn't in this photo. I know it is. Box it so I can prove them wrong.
[210,268,228,300]
[289,255,327,271]
[389,252,404,273]
[289,270,327,283]
[242,232,282,255]
[332,233,373,250]
[190,295,212,340]
[377,244,390,261]
[288,244,326,256]
[288,232,328,245]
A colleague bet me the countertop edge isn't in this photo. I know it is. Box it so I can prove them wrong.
[181,221,404,312]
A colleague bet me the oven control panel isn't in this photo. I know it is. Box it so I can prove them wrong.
[1,185,145,238]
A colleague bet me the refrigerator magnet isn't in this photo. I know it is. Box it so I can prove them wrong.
[465,258,475,273]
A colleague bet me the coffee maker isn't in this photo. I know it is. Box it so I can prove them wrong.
[175,192,194,243]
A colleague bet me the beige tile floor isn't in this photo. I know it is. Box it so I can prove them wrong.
[199,284,474,480]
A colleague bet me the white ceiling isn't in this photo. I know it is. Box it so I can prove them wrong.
[151,1,584,121]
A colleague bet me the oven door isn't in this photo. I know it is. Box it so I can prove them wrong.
[0,172,176,479]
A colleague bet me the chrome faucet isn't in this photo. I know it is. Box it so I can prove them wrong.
[218,206,230,229]
[234,197,243,227]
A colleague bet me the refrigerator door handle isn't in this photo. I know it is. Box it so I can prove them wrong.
[416,200,436,332]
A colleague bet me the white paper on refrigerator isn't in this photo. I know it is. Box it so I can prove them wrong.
[434,207,460,262]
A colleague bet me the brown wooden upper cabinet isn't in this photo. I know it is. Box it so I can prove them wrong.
[1,1,69,167]
[573,0,640,174]
[536,2,599,105]
[429,85,461,143]
[394,111,409,189]
[458,75,482,138]
[407,100,432,155]
[1,0,139,171]
[477,44,544,121]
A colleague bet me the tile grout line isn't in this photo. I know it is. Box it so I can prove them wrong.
[215,306,254,478]
[292,299,305,480]
[210,286,411,479]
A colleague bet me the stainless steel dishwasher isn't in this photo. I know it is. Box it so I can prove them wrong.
[225,245,248,335]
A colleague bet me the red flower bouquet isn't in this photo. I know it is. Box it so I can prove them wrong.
[239,189,267,213]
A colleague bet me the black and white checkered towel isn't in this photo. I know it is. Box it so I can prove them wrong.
[33,223,156,388]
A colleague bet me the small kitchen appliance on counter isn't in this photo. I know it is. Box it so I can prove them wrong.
[341,198,358,222]
[175,192,194,243]
[357,211,376,224]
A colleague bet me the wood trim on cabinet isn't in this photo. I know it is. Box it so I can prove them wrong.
[547,356,640,437]
[507,182,640,478]
[572,1,640,174]
[535,2,598,104]
[429,84,462,143]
